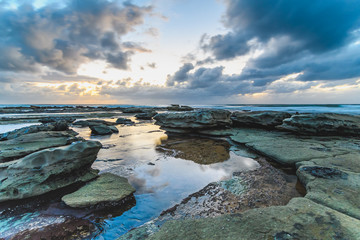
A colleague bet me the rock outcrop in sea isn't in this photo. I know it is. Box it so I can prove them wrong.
[154,109,231,133]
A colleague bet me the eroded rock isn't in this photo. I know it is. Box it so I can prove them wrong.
[0,131,80,162]
[0,141,102,202]
[0,121,71,141]
[231,111,291,128]
[277,113,360,136]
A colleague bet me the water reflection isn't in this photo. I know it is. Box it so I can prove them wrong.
[75,118,259,239]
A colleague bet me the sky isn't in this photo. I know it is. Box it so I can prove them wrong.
[0,0,360,105]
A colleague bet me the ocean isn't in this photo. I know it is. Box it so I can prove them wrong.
[1,104,360,115]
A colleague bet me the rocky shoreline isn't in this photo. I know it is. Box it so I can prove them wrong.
[0,106,359,239]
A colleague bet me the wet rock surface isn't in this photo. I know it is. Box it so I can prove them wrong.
[277,113,360,136]
[0,141,102,202]
[62,173,136,208]
[231,111,291,128]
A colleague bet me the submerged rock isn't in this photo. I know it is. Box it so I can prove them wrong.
[154,109,231,133]
[135,111,158,120]
[62,173,135,208]
[0,121,70,141]
[10,217,96,240]
[0,141,102,202]
[231,111,291,128]
[90,124,118,135]
[157,137,231,164]
[0,131,80,162]
[277,113,360,136]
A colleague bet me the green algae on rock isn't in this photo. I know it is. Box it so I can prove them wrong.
[62,173,135,208]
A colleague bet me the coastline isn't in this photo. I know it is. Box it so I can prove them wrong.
[0,105,359,239]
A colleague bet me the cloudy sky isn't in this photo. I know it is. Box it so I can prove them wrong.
[0,0,360,104]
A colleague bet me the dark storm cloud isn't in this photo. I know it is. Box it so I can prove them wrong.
[0,0,152,74]
[205,0,360,60]
[199,0,360,86]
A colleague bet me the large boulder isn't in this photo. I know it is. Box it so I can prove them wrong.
[0,131,80,162]
[154,109,231,133]
[277,113,360,136]
[231,111,291,128]
[0,121,71,141]
[62,173,135,208]
[0,141,102,202]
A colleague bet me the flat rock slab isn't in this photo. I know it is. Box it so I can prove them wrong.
[62,173,135,208]
[230,128,358,165]
[120,198,360,240]
[0,131,80,162]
